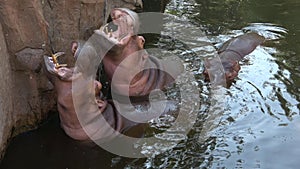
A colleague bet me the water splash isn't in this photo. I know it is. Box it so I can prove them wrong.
[243,23,288,40]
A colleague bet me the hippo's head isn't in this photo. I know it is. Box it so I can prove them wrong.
[203,32,265,86]
[203,57,241,80]
[94,8,145,54]
[94,8,148,83]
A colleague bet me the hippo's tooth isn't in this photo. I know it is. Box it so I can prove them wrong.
[109,30,113,38]
[105,26,109,34]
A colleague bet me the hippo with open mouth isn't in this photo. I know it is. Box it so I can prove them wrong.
[95,8,182,98]
[44,52,121,140]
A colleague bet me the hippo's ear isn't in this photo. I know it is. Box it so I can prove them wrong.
[137,36,145,49]
[71,41,85,61]
[71,41,79,55]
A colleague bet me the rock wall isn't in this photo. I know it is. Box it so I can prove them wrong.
[0,23,14,161]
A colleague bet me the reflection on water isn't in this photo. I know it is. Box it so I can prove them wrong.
[141,0,300,168]
[142,0,300,168]
[1,0,300,168]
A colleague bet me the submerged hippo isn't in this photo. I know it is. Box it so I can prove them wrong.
[203,32,265,84]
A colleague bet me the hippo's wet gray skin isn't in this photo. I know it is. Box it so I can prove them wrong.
[203,32,265,85]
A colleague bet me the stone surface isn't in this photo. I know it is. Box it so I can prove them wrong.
[0,0,49,55]
[42,0,105,64]
[0,23,13,160]
[15,48,44,72]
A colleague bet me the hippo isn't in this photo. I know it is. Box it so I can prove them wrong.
[45,53,113,140]
[44,49,147,141]
[95,8,182,98]
[203,32,265,85]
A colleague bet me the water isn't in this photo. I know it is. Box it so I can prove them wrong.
[1,0,300,168]
[141,0,300,168]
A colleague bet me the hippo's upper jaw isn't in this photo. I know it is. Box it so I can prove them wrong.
[95,8,139,48]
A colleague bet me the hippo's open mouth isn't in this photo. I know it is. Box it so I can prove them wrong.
[95,8,138,46]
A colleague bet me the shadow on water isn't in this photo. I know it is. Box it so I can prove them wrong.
[0,113,147,169]
[0,112,150,169]
[1,0,300,168]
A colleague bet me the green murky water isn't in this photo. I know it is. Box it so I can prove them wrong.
[1,0,299,168]
[141,0,300,168]
[142,0,300,168]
